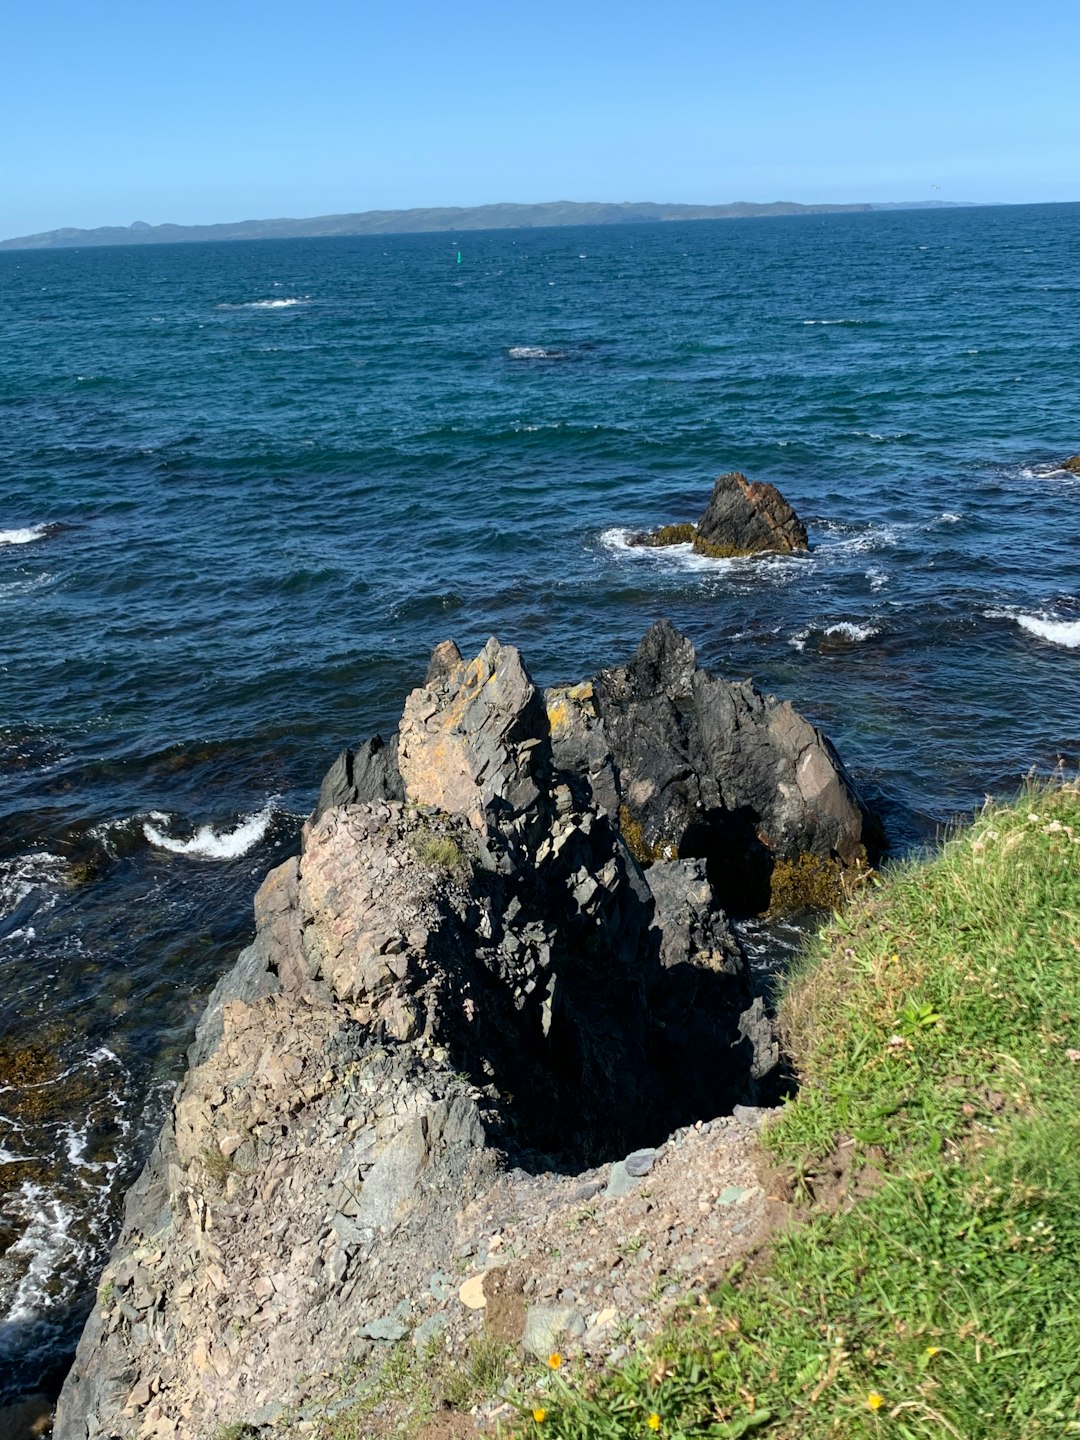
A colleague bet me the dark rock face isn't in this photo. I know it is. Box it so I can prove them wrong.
[1063,454,1080,475]
[551,620,869,912]
[311,735,404,824]
[54,625,867,1440]
[694,471,808,557]
[626,472,809,558]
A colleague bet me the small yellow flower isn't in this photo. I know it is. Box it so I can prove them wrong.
[925,1346,940,1357]
[647,1415,661,1432]
[548,1352,563,1370]
[866,1391,885,1411]
[532,1408,547,1424]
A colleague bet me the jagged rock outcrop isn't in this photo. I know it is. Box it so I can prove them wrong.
[1062,454,1080,475]
[551,621,869,911]
[628,471,809,557]
[311,734,404,825]
[55,627,868,1440]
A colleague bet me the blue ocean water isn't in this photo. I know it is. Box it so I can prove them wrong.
[1,204,1079,1396]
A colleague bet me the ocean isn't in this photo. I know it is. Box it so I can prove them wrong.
[1,203,1078,1399]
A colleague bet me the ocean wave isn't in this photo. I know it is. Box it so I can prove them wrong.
[0,526,48,546]
[1018,461,1080,483]
[218,297,309,310]
[0,853,66,922]
[142,800,277,859]
[815,523,902,555]
[599,527,810,582]
[986,609,1080,650]
[791,621,880,651]
[801,318,868,326]
[507,345,566,360]
[1016,615,1080,649]
[0,574,59,607]
[824,621,879,642]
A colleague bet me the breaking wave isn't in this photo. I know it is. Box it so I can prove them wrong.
[0,526,48,546]
[142,801,277,859]
[508,345,566,360]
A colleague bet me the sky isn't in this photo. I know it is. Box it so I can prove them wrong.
[3,0,1079,239]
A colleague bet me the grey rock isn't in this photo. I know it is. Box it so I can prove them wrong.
[623,1148,659,1178]
[522,1304,585,1359]
[360,1316,409,1342]
[605,1162,639,1199]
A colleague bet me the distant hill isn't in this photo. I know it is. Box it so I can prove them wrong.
[0,198,970,251]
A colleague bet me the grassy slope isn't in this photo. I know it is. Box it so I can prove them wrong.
[523,783,1080,1439]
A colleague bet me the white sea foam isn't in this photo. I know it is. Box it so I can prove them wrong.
[0,852,65,920]
[823,622,879,642]
[0,525,48,545]
[1019,461,1080,482]
[801,318,866,326]
[866,568,889,592]
[986,609,1080,650]
[508,345,566,359]
[3,1185,88,1324]
[143,801,276,859]
[1016,615,1080,649]
[938,511,963,524]
[218,297,309,310]
[791,621,879,650]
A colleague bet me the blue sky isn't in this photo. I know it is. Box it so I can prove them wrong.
[3,0,1078,238]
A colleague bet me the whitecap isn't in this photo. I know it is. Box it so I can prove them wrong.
[938,512,963,524]
[865,568,889,592]
[1016,615,1080,649]
[218,297,309,310]
[822,621,879,643]
[600,527,804,579]
[508,345,566,360]
[801,318,865,326]
[0,526,48,546]
[0,853,65,921]
[143,801,276,859]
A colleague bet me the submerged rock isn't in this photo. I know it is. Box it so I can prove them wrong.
[55,625,870,1440]
[1062,454,1080,475]
[627,471,809,558]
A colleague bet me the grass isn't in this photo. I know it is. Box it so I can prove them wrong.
[410,826,470,876]
[515,780,1080,1438]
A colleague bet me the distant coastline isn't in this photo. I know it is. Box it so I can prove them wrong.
[0,197,972,250]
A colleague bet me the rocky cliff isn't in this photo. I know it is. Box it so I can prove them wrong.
[54,624,870,1440]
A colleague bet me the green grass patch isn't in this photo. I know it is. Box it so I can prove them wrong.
[518,782,1080,1438]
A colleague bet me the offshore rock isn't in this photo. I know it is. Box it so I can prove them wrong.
[693,471,808,556]
[1062,454,1080,474]
[628,471,809,558]
[55,627,867,1440]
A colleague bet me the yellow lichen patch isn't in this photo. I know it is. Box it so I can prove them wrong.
[644,523,696,547]
[546,682,597,737]
[691,536,756,559]
[617,805,671,866]
[768,852,869,915]
[545,695,572,736]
